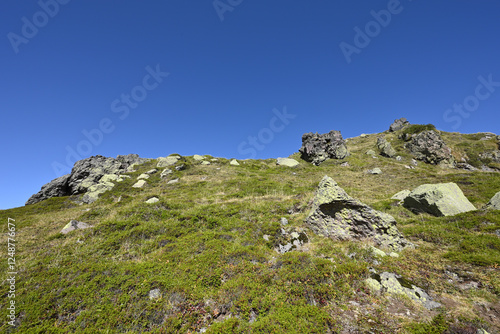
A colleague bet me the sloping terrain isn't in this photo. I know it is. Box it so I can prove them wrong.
[1,127,499,333]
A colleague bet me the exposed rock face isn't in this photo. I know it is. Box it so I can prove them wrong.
[25,174,71,206]
[365,272,442,310]
[405,130,454,165]
[403,183,476,216]
[389,118,410,132]
[306,176,412,251]
[157,155,181,168]
[391,190,411,201]
[276,158,299,167]
[26,154,146,205]
[376,137,397,158]
[485,191,500,210]
[299,131,349,165]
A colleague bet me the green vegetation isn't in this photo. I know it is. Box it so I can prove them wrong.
[0,131,499,333]
[401,123,436,135]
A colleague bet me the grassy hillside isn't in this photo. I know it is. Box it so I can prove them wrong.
[1,130,499,333]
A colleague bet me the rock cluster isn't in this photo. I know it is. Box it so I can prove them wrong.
[389,118,410,132]
[405,130,454,165]
[365,272,442,310]
[306,176,412,251]
[26,154,147,205]
[299,131,349,165]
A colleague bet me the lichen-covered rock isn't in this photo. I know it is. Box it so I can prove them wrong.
[274,227,309,254]
[403,183,476,216]
[145,197,160,204]
[61,220,91,234]
[405,130,454,165]
[230,159,240,166]
[26,154,145,205]
[365,272,442,310]
[132,180,147,188]
[377,137,397,158]
[389,118,410,132]
[276,158,299,167]
[299,131,349,165]
[391,190,411,201]
[193,155,205,161]
[157,155,181,167]
[485,191,500,210]
[306,176,412,251]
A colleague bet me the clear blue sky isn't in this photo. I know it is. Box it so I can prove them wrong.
[1,0,499,210]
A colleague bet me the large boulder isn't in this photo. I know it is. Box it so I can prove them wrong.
[299,131,349,165]
[26,154,146,205]
[405,130,454,165]
[403,183,476,216]
[306,176,412,251]
[376,137,397,158]
[485,191,500,210]
[389,118,410,132]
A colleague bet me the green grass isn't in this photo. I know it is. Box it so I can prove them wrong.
[1,131,499,333]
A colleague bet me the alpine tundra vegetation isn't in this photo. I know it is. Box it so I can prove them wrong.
[1,120,500,333]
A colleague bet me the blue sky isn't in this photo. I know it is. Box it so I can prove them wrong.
[1,0,499,210]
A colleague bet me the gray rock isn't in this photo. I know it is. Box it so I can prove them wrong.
[149,288,161,300]
[377,137,397,158]
[365,149,376,156]
[299,130,349,165]
[201,161,211,165]
[369,168,382,174]
[26,174,71,205]
[405,130,455,165]
[280,217,288,226]
[82,180,115,204]
[137,173,150,180]
[160,169,172,178]
[276,158,299,167]
[193,155,205,161]
[157,155,181,168]
[365,272,441,310]
[275,227,308,254]
[145,197,160,204]
[230,159,240,166]
[132,180,147,188]
[306,176,412,251]
[456,163,478,171]
[391,190,411,201]
[145,169,158,174]
[404,183,476,216]
[340,162,350,167]
[485,191,500,210]
[61,220,91,234]
[396,156,402,161]
[167,178,179,185]
[175,164,186,171]
[389,118,410,132]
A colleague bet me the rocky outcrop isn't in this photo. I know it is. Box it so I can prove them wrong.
[299,131,349,165]
[485,191,500,210]
[376,137,397,158]
[365,272,442,310]
[157,155,181,168]
[306,176,412,251]
[389,118,410,132]
[26,154,146,205]
[403,183,476,216]
[405,130,454,165]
